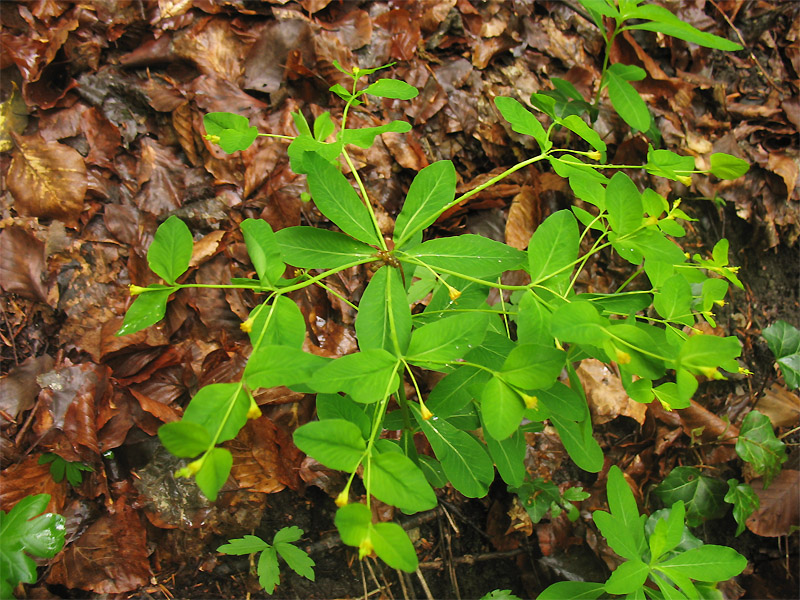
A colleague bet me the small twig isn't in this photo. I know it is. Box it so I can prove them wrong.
[708,0,782,94]
[419,548,529,569]
[0,301,19,365]
[415,567,435,600]
[396,568,411,600]
[360,558,368,600]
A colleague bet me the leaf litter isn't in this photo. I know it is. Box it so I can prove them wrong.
[0,0,798,598]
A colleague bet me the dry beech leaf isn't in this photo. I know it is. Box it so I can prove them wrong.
[0,226,50,303]
[505,185,539,250]
[48,498,150,593]
[767,152,799,201]
[0,355,54,419]
[7,132,87,222]
[577,359,647,425]
[755,384,800,428]
[746,469,800,537]
[0,456,67,515]
[228,416,301,494]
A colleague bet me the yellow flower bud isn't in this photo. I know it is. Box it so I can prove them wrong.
[643,216,659,227]
[240,318,254,333]
[586,150,602,161]
[521,394,538,410]
[446,283,461,301]
[358,538,373,560]
[420,403,434,420]
[615,349,631,365]
[129,285,147,296]
[676,175,692,186]
[335,490,349,507]
[699,366,723,380]
[246,395,262,420]
[176,458,202,478]
[204,134,221,144]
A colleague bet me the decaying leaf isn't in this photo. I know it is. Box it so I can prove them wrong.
[6,133,87,222]
[0,81,29,153]
[755,384,800,428]
[745,469,800,537]
[577,359,647,425]
[0,226,51,304]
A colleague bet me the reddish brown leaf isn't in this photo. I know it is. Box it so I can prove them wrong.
[746,469,800,537]
[0,355,54,419]
[243,19,314,94]
[0,455,67,514]
[0,226,51,303]
[7,133,87,222]
[48,498,150,593]
[172,17,247,82]
[228,416,301,494]
[373,9,420,62]
[505,185,540,250]
[577,359,647,425]
[755,384,800,428]
[320,8,372,50]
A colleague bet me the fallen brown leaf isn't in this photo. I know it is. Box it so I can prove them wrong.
[746,469,800,537]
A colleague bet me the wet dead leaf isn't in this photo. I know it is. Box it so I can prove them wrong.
[7,133,87,222]
[48,498,151,593]
[0,354,54,419]
[746,469,800,537]
[0,455,67,514]
[0,226,51,304]
[577,359,647,425]
[754,383,800,428]
[229,416,302,493]
[172,17,246,82]
[767,152,799,201]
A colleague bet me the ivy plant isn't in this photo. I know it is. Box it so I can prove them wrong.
[117,2,751,586]
[0,494,66,599]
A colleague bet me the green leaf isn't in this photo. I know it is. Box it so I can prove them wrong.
[762,320,800,389]
[500,343,566,392]
[736,410,787,488]
[606,172,643,236]
[182,383,250,444]
[481,376,525,441]
[677,334,741,377]
[342,120,412,149]
[550,300,609,346]
[655,545,747,582]
[148,216,193,284]
[272,525,303,545]
[335,503,372,547]
[653,466,728,526]
[116,286,173,336]
[654,274,694,326]
[558,114,607,159]
[400,235,527,279]
[248,296,307,348]
[537,581,606,600]
[709,153,749,180]
[356,266,412,355]
[577,0,619,18]
[316,393,371,439]
[394,161,457,248]
[494,96,552,152]
[195,447,233,501]
[406,312,490,366]
[0,494,65,596]
[527,210,580,292]
[217,535,269,555]
[606,465,647,556]
[604,559,650,595]
[293,419,366,472]
[311,349,400,404]
[288,136,343,173]
[257,546,280,593]
[313,112,335,141]
[550,415,603,473]
[537,382,587,422]
[605,63,650,131]
[648,501,686,561]
[203,112,259,153]
[304,152,382,246]
[158,421,212,458]
[240,219,284,286]
[363,79,419,100]
[274,541,315,581]
[484,428,526,487]
[244,346,329,390]
[725,479,759,536]
[275,226,376,269]
[626,4,742,51]
[516,291,553,346]
[369,521,418,572]
[412,405,494,498]
[418,455,448,488]
[645,147,696,183]
[427,366,489,419]
[365,451,438,513]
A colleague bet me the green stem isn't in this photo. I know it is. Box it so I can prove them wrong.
[278,258,377,294]
[342,148,388,251]
[257,133,295,141]
[616,267,644,293]
[396,255,530,291]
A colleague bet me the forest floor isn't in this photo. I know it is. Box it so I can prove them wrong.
[1,1,799,599]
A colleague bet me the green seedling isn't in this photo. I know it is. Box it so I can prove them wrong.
[538,466,747,599]
[513,478,590,524]
[38,453,94,487]
[0,494,65,599]
[117,1,752,583]
[762,320,800,389]
[217,526,314,595]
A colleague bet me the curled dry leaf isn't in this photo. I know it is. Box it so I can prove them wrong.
[577,359,647,425]
[755,384,800,428]
[746,469,800,537]
[505,185,540,250]
[7,133,87,222]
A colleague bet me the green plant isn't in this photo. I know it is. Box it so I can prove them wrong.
[0,494,66,598]
[762,320,800,389]
[38,453,94,487]
[538,466,747,599]
[217,526,314,595]
[117,1,750,584]
[513,478,591,524]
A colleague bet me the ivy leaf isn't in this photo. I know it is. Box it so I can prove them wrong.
[653,466,728,526]
[762,320,800,389]
[736,410,787,488]
[148,215,193,284]
[203,112,258,153]
[0,494,66,598]
[725,479,760,536]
